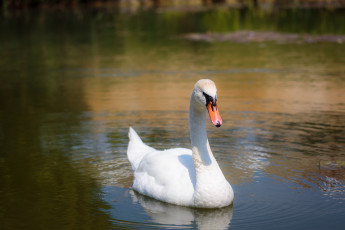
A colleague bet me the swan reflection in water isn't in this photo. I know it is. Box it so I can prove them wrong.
[129,189,234,229]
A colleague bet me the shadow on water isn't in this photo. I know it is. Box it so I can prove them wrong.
[0,50,115,228]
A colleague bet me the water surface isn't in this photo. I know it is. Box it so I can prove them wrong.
[0,7,345,230]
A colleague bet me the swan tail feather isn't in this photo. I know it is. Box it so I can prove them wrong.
[127,127,155,171]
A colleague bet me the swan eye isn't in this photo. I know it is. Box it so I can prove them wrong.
[203,92,217,106]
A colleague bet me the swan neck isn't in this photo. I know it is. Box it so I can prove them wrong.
[189,96,214,166]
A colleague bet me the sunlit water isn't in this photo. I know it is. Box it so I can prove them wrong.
[1,7,345,230]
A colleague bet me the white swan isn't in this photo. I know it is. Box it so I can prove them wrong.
[127,79,234,208]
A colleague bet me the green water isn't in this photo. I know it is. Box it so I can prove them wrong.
[0,7,345,230]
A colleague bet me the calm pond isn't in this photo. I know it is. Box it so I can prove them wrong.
[0,6,345,230]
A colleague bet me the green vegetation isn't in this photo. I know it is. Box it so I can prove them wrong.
[3,6,343,35]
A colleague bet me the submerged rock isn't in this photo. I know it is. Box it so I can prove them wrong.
[182,31,345,44]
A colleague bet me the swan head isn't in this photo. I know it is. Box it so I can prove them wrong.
[192,79,223,127]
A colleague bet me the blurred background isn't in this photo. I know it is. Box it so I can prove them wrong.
[1,0,345,11]
[0,0,345,230]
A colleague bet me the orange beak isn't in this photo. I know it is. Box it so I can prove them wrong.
[206,102,222,127]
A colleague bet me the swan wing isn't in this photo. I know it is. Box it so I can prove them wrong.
[133,148,196,206]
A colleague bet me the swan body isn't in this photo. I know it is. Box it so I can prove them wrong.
[127,79,234,208]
